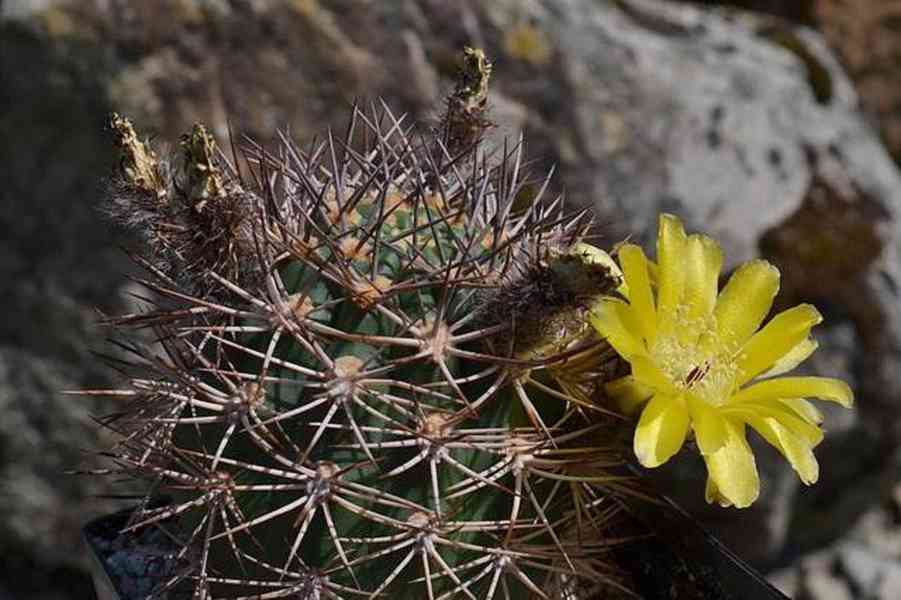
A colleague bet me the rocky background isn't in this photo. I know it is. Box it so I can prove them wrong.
[2,0,901,598]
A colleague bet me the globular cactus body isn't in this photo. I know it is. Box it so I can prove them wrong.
[96,50,633,599]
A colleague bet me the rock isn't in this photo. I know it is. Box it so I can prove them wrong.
[773,541,901,600]
[680,0,901,169]
[2,0,56,19]
[0,12,137,600]
[838,543,901,600]
[793,548,847,600]
[399,29,440,111]
[800,570,853,600]
[812,0,901,164]
[848,505,901,560]
[839,544,883,594]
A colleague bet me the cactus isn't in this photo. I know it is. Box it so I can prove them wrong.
[91,49,641,599]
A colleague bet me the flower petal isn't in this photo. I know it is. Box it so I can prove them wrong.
[605,375,654,415]
[746,415,819,485]
[634,394,689,468]
[714,260,780,352]
[778,398,824,425]
[705,476,728,507]
[759,338,819,379]
[656,214,688,337]
[646,260,659,287]
[724,404,824,447]
[703,419,759,508]
[730,376,854,408]
[686,395,727,455]
[590,300,644,359]
[735,304,823,384]
[683,234,723,322]
[630,354,678,394]
[618,244,656,345]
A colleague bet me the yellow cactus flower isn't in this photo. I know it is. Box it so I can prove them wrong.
[590,214,853,508]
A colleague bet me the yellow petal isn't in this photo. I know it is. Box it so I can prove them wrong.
[703,419,759,508]
[590,300,644,359]
[767,405,825,445]
[759,338,819,378]
[656,214,688,337]
[634,394,689,468]
[724,404,824,447]
[683,234,723,322]
[629,354,678,394]
[618,244,656,345]
[746,415,819,485]
[714,260,780,352]
[646,260,659,287]
[705,475,730,507]
[735,304,823,384]
[614,286,647,341]
[730,376,853,408]
[686,395,727,455]
[778,398,824,425]
[605,375,653,415]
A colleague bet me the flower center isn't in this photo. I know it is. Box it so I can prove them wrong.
[651,329,737,407]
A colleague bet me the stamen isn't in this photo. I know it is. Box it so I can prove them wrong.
[685,361,711,387]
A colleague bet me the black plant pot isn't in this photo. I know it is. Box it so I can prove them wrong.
[83,498,184,600]
[610,494,791,600]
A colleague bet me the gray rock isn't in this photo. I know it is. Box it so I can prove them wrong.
[2,0,55,19]
[839,543,883,594]
[793,548,847,600]
[838,543,901,600]
[848,505,901,560]
[800,571,853,600]
[0,13,138,600]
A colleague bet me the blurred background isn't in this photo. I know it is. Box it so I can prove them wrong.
[2,0,901,598]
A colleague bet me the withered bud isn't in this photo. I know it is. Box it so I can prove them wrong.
[181,123,229,207]
[456,47,492,107]
[110,113,166,200]
[440,47,494,154]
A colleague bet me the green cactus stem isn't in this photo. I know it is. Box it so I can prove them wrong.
[89,50,637,600]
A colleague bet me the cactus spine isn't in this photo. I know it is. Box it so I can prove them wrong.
[95,49,635,599]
